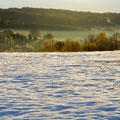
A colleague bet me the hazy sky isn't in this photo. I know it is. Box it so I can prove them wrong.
[0,0,120,13]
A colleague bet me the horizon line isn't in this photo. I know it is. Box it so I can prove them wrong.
[0,7,120,14]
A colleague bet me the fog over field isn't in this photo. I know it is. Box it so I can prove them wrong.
[0,26,119,42]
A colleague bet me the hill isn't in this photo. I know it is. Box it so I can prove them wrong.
[0,7,120,30]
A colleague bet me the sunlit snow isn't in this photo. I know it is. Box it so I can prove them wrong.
[0,51,120,120]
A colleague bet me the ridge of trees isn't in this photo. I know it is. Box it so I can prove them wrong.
[0,7,120,30]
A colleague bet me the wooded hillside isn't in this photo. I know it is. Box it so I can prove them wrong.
[0,7,120,30]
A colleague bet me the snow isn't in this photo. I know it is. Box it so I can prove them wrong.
[0,51,120,120]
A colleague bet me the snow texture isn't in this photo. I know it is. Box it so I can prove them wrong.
[0,51,120,120]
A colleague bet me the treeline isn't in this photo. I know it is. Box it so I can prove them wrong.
[0,30,119,52]
[0,7,120,30]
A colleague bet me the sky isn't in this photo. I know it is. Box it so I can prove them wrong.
[0,0,120,13]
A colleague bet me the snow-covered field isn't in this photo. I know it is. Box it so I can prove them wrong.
[0,51,120,120]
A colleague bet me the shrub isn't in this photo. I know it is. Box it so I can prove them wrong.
[62,40,81,52]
